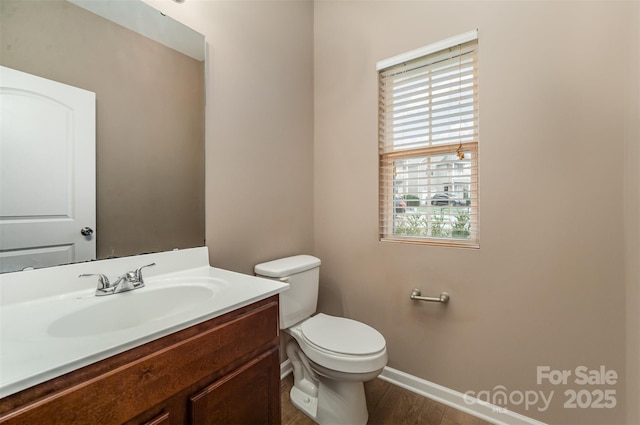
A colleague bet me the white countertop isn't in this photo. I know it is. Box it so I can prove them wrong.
[0,247,289,398]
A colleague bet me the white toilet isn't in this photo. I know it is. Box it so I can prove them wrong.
[254,255,387,425]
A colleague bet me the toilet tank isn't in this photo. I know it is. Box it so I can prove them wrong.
[254,255,321,329]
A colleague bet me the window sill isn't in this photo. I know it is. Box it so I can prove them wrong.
[379,237,479,249]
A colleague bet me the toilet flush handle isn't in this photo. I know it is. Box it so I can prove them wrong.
[279,277,290,283]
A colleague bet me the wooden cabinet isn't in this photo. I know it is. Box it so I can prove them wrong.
[0,296,281,425]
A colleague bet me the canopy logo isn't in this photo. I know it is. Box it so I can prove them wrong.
[463,386,553,412]
[463,365,618,413]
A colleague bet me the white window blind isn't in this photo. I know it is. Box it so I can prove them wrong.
[378,33,479,247]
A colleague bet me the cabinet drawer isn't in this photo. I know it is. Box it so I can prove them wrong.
[0,300,279,425]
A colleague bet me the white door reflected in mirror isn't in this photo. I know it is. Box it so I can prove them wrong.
[0,66,96,272]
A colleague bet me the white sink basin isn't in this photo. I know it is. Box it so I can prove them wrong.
[0,247,290,399]
[47,283,219,338]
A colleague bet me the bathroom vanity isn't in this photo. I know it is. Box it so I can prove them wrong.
[0,248,289,424]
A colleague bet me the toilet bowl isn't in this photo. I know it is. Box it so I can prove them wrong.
[285,314,387,424]
[254,256,387,425]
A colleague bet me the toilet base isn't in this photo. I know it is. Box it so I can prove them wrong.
[290,385,318,419]
[291,377,369,425]
[318,378,368,425]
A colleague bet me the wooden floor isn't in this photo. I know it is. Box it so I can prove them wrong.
[281,374,493,425]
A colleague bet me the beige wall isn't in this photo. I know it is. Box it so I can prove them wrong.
[147,0,315,274]
[625,2,640,425]
[0,0,205,259]
[314,1,631,424]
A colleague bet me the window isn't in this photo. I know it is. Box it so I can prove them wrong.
[377,30,479,247]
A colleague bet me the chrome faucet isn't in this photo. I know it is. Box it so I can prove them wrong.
[79,263,156,296]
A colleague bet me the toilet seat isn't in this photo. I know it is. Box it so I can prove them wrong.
[300,314,386,355]
[288,314,387,374]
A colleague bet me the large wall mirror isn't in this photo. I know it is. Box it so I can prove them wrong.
[0,0,205,272]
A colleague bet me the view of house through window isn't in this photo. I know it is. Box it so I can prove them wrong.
[377,31,479,247]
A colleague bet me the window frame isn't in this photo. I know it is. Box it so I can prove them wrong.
[377,30,479,248]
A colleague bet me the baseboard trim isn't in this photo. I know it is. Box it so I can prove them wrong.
[280,360,546,425]
[280,358,293,380]
[378,366,547,425]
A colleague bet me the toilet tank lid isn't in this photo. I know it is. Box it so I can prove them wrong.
[254,255,321,278]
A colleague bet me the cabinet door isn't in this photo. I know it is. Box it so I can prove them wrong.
[141,411,170,425]
[190,348,281,425]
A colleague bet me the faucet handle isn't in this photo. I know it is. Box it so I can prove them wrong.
[79,273,111,294]
[134,263,156,284]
